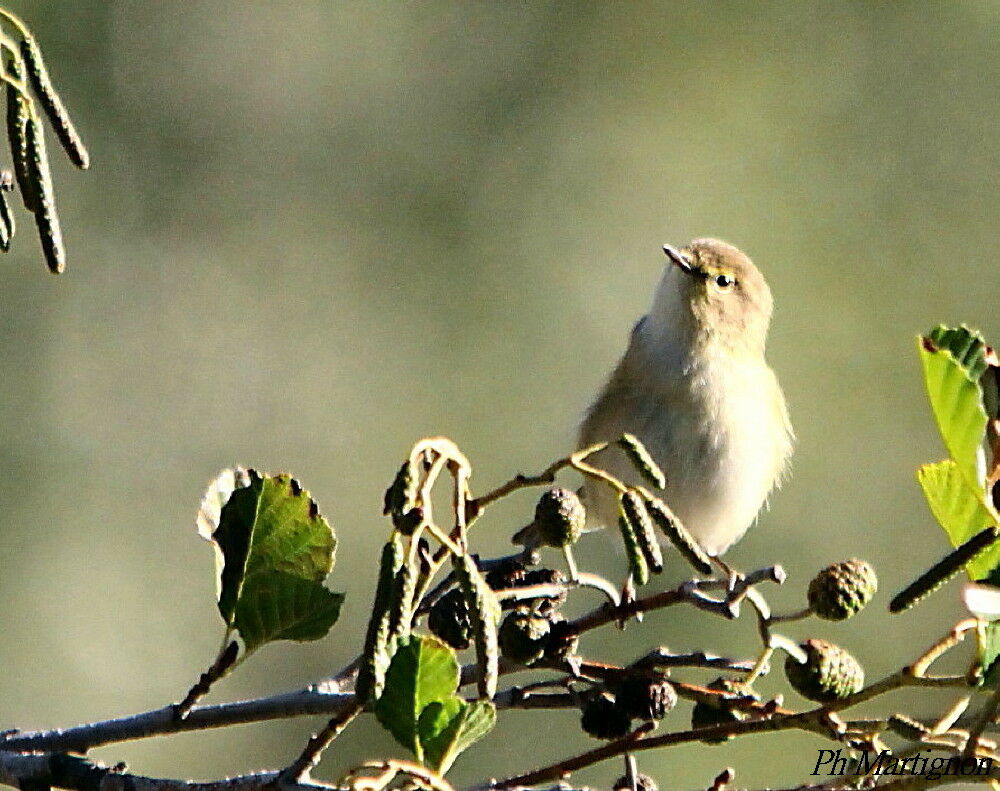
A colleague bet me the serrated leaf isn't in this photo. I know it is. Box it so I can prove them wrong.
[374,635,459,759]
[918,460,997,579]
[210,469,335,624]
[421,699,496,774]
[197,469,342,652]
[233,571,344,653]
[919,326,989,489]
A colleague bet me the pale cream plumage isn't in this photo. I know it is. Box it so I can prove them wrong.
[579,238,793,557]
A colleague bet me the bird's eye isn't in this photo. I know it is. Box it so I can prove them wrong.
[715,274,734,288]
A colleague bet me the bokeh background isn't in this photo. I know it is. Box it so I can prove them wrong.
[1,1,998,788]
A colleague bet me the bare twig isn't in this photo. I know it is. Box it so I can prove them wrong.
[173,641,240,720]
[282,697,364,781]
[566,566,784,634]
[0,752,329,791]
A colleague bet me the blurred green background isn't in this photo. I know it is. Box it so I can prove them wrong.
[1,1,998,788]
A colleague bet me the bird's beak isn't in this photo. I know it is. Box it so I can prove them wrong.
[663,244,694,274]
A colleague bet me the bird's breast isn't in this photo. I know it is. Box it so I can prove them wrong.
[581,348,792,556]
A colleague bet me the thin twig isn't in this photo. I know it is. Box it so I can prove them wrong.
[173,641,240,720]
[566,566,784,634]
[282,698,364,781]
[0,751,330,791]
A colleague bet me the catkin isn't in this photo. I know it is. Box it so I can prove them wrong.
[622,489,663,574]
[887,713,929,740]
[23,107,64,273]
[20,37,89,170]
[889,527,1000,613]
[453,552,500,700]
[386,546,419,641]
[5,54,38,214]
[357,535,404,700]
[644,493,713,575]
[618,433,666,490]
[617,511,649,586]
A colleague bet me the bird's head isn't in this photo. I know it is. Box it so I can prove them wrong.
[654,238,773,355]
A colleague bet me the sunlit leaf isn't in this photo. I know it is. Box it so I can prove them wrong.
[420,699,496,774]
[374,635,459,759]
[919,326,989,489]
[233,572,343,653]
[918,460,996,579]
[198,468,342,651]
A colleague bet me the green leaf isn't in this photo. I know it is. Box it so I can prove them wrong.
[417,697,464,751]
[374,635,459,759]
[918,460,997,579]
[919,326,989,489]
[979,623,1000,685]
[421,699,496,774]
[197,468,342,650]
[233,572,344,653]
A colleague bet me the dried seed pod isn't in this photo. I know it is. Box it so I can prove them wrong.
[0,189,12,251]
[808,559,878,620]
[356,535,405,700]
[784,639,864,703]
[20,37,89,170]
[498,610,550,666]
[521,567,567,612]
[23,106,64,273]
[615,672,677,721]
[453,552,501,699]
[6,54,38,214]
[580,692,632,740]
[618,433,666,489]
[543,614,579,660]
[484,558,528,591]
[534,487,585,548]
[617,513,648,586]
[690,678,749,743]
[890,527,1000,613]
[428,588,472,650]
[613,775,658,791]
[622,488,663,573]
[643,493,713,575]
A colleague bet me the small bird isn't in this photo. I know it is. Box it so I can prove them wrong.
[579,238,793,558]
